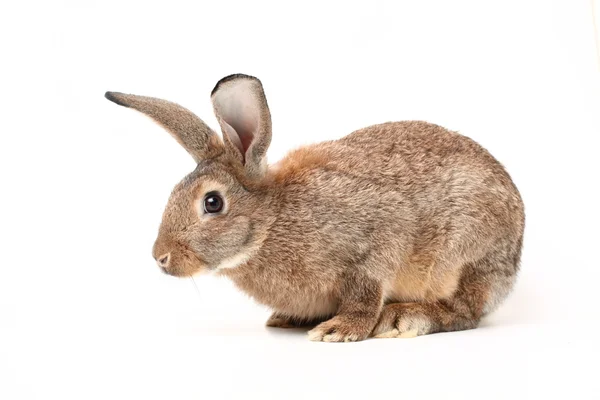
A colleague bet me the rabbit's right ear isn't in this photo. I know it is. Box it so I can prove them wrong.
[211,74,272,180]
[105,92,223,163]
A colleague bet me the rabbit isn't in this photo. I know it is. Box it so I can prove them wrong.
[105,73,525,342]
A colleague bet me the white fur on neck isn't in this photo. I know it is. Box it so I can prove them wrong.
[214,248,254,271]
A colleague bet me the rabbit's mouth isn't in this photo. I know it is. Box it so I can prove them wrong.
[153,243,208,278]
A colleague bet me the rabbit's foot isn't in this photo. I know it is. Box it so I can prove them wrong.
[266,313,299,328]
[308,315,374,342]
[308,271,382,342]
[372,303,436,338]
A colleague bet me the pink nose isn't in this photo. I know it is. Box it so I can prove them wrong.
[156,253,170,268]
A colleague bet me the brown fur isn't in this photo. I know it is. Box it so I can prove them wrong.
[105,74,525,342]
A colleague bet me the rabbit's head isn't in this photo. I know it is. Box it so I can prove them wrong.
[106,74,274,277]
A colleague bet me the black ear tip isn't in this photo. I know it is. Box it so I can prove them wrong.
[104,91,130,107]
[211,73,261,96]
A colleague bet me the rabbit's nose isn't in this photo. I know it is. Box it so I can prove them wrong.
[156,253,170,269]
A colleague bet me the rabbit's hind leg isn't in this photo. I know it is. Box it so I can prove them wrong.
[372,240,521,338]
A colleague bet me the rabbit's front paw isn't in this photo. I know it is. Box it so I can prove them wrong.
[307,316,372,342]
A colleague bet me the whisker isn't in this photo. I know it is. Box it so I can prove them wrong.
[190,276,201,301]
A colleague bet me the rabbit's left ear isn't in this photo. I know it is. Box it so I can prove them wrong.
[211,74,272,179]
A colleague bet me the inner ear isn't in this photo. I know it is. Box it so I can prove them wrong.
[213,82,261,157]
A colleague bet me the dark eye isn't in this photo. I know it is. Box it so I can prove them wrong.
[203,193,224,214]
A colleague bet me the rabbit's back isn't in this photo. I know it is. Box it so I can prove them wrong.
[277,120,523,240]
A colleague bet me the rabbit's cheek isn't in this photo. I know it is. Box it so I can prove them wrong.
[189,216,255,271]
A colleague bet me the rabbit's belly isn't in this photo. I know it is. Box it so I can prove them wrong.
[278,293,338,320]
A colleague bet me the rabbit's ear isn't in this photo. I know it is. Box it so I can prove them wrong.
[105,92,223,163]
[211,74,272,179]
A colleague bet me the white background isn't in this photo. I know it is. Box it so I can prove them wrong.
[1,0,599,399]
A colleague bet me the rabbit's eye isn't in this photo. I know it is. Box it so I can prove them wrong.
[203,193,224,214]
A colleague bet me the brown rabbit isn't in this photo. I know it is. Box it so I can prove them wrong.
[105,74,524,342]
